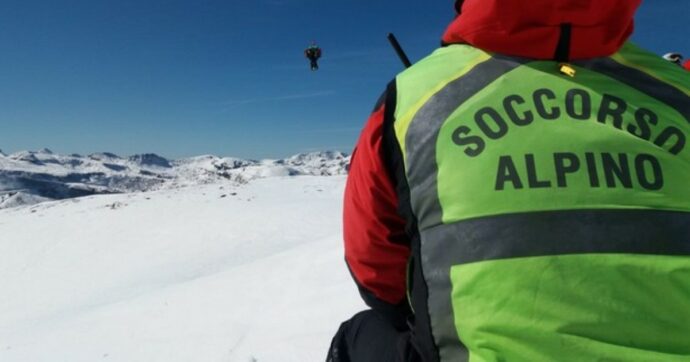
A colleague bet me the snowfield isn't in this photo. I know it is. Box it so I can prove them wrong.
[0,175,364,362]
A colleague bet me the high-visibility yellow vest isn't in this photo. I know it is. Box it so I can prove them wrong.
[393,42,690,361]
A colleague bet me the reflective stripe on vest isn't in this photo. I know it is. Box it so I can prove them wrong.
[393,43,690,361]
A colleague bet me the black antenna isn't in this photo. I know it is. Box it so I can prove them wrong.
[387,33,412,68]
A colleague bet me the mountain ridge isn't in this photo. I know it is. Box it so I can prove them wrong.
[0,150,350,209]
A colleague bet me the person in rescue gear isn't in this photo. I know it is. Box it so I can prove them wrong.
[327,0,690,361]
[305,42,322,71]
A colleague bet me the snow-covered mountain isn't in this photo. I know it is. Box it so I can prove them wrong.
[0,149,350,209]
[0,175,363,362]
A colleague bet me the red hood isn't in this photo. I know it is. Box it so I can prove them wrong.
[443,0,642,60]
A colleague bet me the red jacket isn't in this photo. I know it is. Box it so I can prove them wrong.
[344,0,642,327]
[684,59,690,71]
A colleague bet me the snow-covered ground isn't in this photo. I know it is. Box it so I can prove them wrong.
[0,175,364,362]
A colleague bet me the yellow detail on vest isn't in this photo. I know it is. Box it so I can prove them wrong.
[559,63,576,77]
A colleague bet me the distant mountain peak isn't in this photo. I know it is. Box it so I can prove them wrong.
[89,152,122,161]
[289,150,347,160]
[37,148,54,154]
[8,151,45,165]
[128,153,171,168]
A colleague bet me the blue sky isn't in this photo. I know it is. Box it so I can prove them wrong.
[0,0,687,159]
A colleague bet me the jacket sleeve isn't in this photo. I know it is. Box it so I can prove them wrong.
[343,91,412,329]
